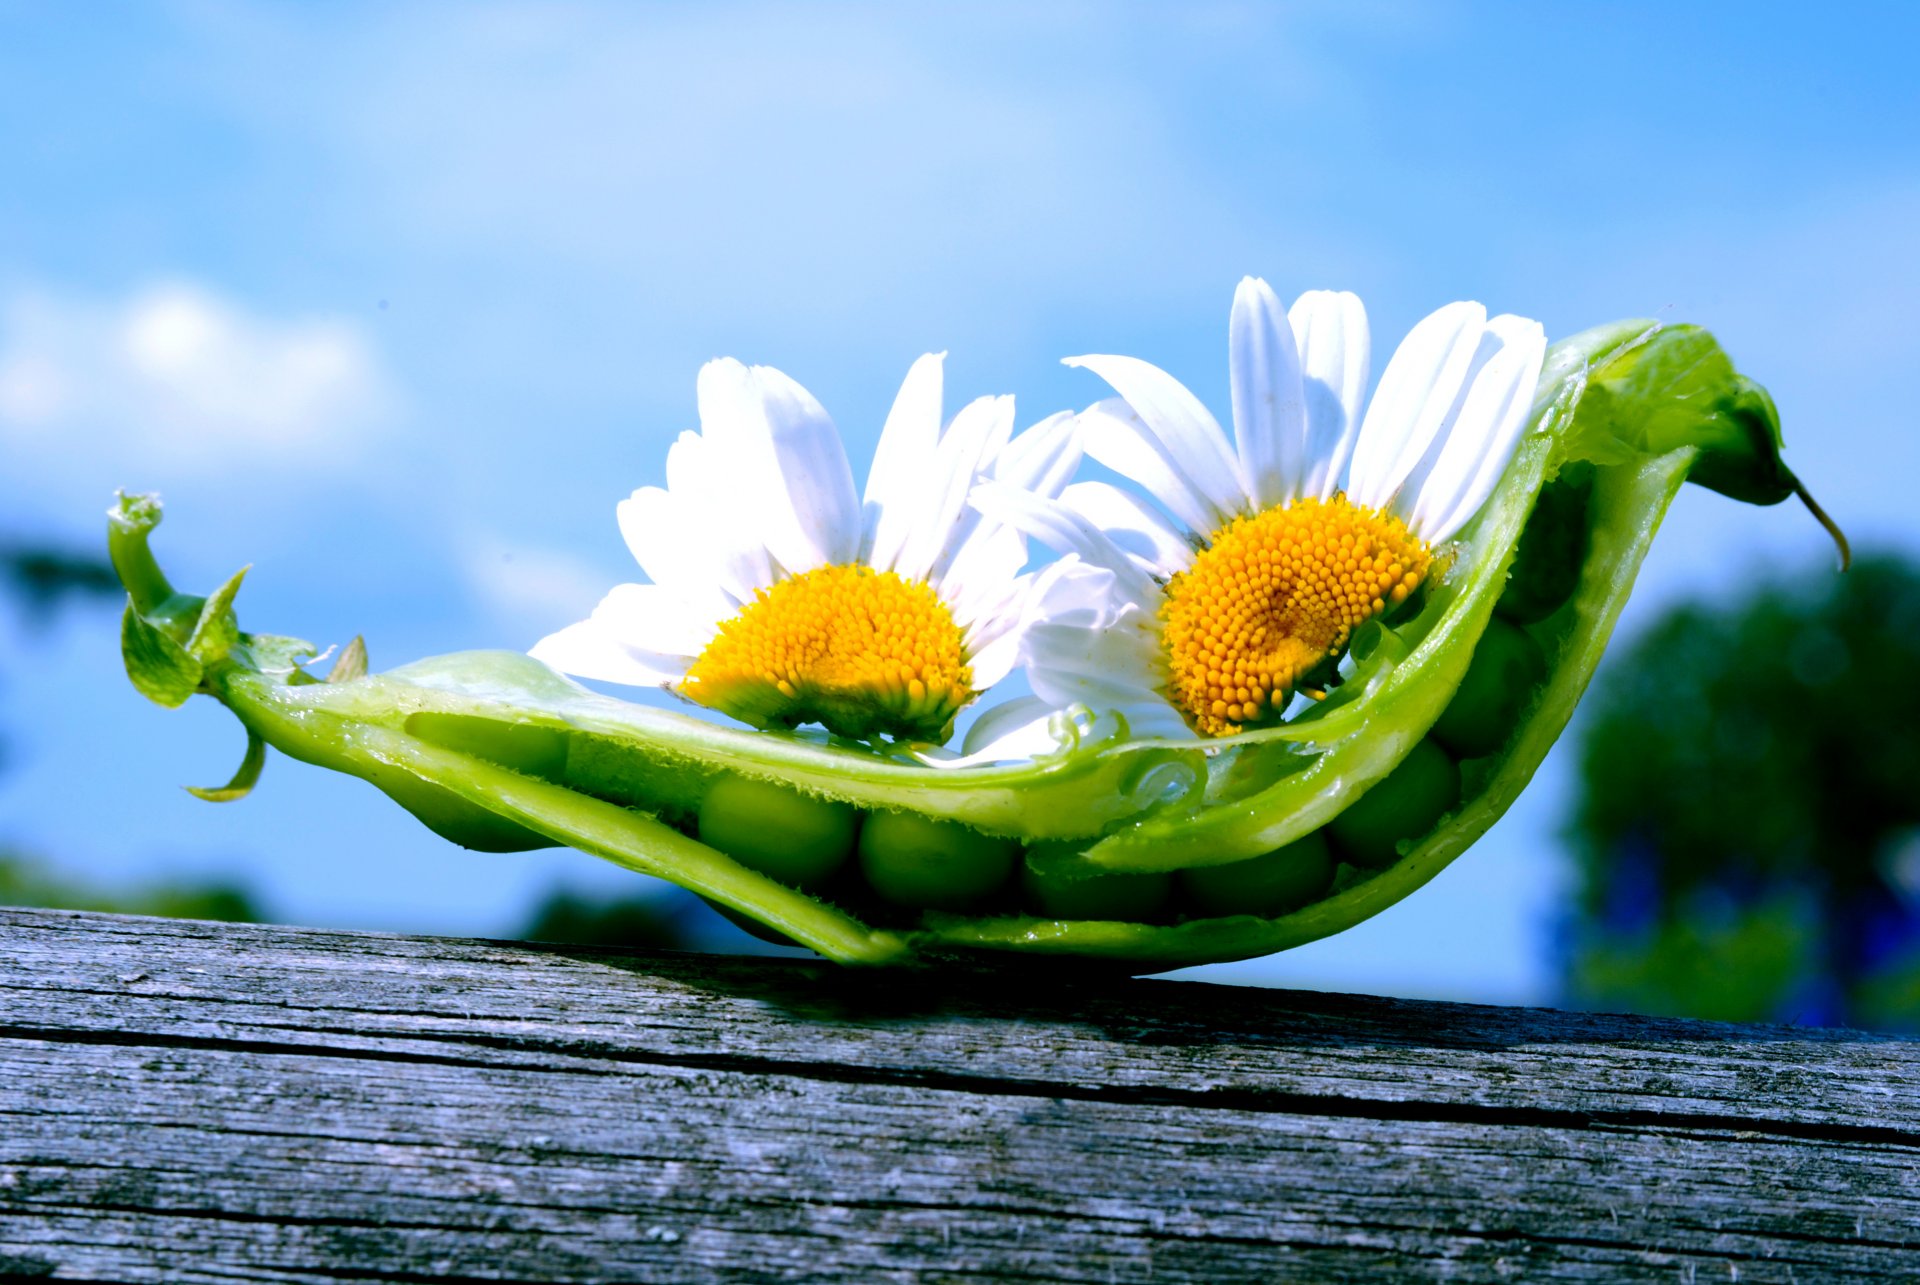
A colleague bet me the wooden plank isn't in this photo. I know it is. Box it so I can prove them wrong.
[1,906,1916,1283]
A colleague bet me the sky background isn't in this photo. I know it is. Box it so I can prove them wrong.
[2,1,1916,1003]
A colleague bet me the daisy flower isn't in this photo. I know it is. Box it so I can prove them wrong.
[531,354,1080,744]
[975,277,1546,741]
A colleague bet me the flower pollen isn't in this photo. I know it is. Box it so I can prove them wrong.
[1160,495,1431,736]
[682,564,973,742]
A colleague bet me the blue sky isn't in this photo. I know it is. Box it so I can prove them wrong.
[2,1,1916,1002]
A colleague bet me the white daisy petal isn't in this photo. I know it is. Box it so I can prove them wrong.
[1017,558,1175,727]
[1026,611,1163,689]
[1027,660,1189,741]
[1289,289,1371,500]
[1066,353,1247,518]
[1022,618,1189,740]
[991,409,1083,501]
[662,428,707,496]
[940,525,1027,625]
[592,582,730,659]
[895,393,1014,584]
[1229,276,1308,509]
[617,487,710,595]
[958,696,1064,759]
[1409,315,1548,541]
[746,363,862,572]
[1023,553,1125,621]
[969,480,1159,603]
[663,429,774,599]
[694,358,789,566]
[1076,398,1227,535]
[966,629,1024,691]
[961,603,1031,676]
[863,352,945,572]
[1346,301,1487,510]
[1060,480,1194,578]
[529,618,686,689]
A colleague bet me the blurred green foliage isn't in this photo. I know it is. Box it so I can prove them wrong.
[1564,552,1920,1029]
[1,542,120,624]
[515,886,703,951]
[0,848,259,922]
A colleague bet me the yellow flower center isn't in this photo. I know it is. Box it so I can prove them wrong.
[1160,495,1431,736]
[682,564,974,742]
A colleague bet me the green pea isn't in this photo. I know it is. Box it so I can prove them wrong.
[857,811,1016,911]
[1179,830,1336,919]
[1328,739,1461,869]
[1021,856,1172,922]
[1498,464,1593,624]
[697,775,857,890]
[1431,615,1549,759]
[404,712,570,780]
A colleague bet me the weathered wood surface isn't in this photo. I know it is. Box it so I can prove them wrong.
[1,907,1915,1283]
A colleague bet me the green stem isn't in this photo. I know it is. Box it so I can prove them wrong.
[1789,470,1852,571]
[107,492,175,616]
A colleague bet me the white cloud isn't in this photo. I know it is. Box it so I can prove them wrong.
[183,4,1379,359]
[463,539,615,640]
[0,280,394,467]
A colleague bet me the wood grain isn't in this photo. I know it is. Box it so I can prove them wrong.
[2,906,1914,1282]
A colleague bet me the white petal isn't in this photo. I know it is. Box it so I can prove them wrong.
[1059,480,1194,578]
[862,352,944,571]
[1019,561,1162,687]
[1014,559,1191,739]
[962,603,1030,675]
[1386,315,1522,528]
[991,409,1083,501]
[1026,621,1163,697]
[969,480,1159,604]
[1023,554,1126,621]
[894,394,1014,584]
[663,427,707,497]
[1229,276,1308,509]
[1027,659,1188,740]
[1076,398,1225,535]
[1409,315,1548,541]
[966,628,1024,691]
[958,696,1064,759]
[694,359,792,576]
[591,582,728,658]
[940,525,1028,626]
[1345,301,1486,510]
[1066,353,1247,519]
[663,429,774,600]
[1289,289,1371,500]
[617,487,709,594]
[529,618,686,689]
[746,363,861,572]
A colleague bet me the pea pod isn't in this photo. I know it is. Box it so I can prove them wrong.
[109,320,1841,969]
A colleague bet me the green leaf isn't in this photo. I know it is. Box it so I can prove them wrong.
[185,731,266,802]
[186,565,249,664]
[235,632,320,674]
[121,603,203,708]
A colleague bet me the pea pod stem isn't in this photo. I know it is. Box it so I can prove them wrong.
[1789,471,1851,571]
[107,492,180,621]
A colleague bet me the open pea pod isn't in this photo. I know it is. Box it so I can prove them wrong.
[110,319,1839,969]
